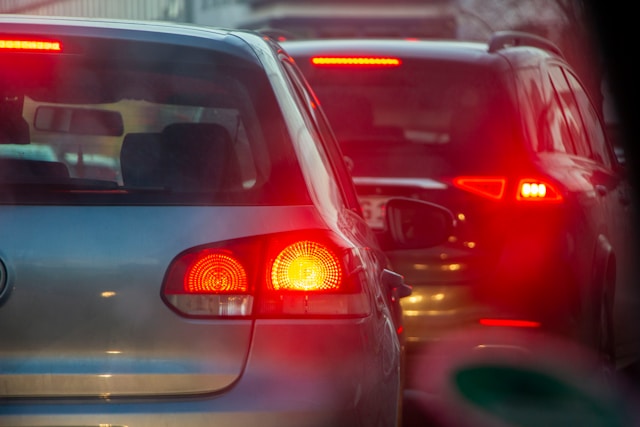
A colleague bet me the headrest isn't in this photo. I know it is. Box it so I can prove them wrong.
[119,132,163,188]
[0,117,30,145]
[161,123,240,192]
[0,158,69,180]
[120,124,241,192]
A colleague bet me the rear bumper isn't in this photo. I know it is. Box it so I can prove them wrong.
[0,402,355,427]
[0,320,403,427]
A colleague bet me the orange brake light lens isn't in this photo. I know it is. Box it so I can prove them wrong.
[453,177,506,200]
[516,178,563,202]
[184,251,248,294]
[271,240,342,291]
[311,56,401,67]
[0,39,62,51]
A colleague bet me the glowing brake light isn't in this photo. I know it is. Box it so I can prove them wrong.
[453,176,563,202]
[271,240,341,291]
[479,318,541,328]
[162,232,370,318]
[453,177,506,200]
[311,56,401,67]
[0,39,62,51]
[516,179,562,202]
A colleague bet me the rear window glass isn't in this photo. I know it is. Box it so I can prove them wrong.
[297,58,520,177]
[0,38,308,205]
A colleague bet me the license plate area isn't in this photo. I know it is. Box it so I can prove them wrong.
[359,195,390,230]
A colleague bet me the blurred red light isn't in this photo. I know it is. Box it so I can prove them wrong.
[516,178,563,202]
[0,39,62,51]
[479,318,541,328]
[453,176,506,200]
[311,56,401,67]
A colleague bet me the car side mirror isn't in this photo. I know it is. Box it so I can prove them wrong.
[379,197,455,250]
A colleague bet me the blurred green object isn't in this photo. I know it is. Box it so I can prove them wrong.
[455,364,633,427]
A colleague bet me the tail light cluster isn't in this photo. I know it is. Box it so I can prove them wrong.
[453,176,563,202]
[162,230,370,318]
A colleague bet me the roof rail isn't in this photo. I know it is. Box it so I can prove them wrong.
[488,30,563,57]
[257,27,298,42]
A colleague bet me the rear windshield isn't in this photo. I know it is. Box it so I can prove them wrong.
[297,58,520,177]
[0,37,308,205]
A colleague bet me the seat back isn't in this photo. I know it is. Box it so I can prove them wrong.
[120,124,241,192]
[0,158,69,181]
[120,132,164,188]
[161,122,241,192]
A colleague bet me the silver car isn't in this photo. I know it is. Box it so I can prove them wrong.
[0,15,453,427]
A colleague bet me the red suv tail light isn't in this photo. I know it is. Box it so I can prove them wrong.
[162,231,371,318]
[453,177,506,200]
[516,178,563,202]
[453,176,563,202]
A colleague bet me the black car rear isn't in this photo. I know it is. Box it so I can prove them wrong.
[283,37,635,374]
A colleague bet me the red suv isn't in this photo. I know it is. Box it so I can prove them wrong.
[282,32,637,373]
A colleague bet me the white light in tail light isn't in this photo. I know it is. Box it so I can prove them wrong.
[516,179,562,202]
[311,56,401,66]
[0,39,62,51]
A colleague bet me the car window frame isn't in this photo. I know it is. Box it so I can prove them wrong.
[278,53,363,216]
[562,67,617,170]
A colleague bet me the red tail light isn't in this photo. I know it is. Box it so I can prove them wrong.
[183,250,248,294]
[516,178,563,202]
[162,231,370,318]
[0,39,62,51]
[453,176,563,202]
[270,241,341,291]
[311,56,401,67]
[479,318,541,328]
[453,177,506,200]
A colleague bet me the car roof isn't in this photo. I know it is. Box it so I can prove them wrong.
[0,14,266,63]
[281,36,561,70]
[282,38,487,58]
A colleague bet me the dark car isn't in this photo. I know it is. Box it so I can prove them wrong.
[282,33,637,378]
[0,15,455,426]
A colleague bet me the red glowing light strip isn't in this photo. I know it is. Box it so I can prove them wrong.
[311,56,401,66]
[0,39,62,51]
[479,318,541,328]
[453,177,506,200]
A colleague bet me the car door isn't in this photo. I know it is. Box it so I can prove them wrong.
[561,65,639,363]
